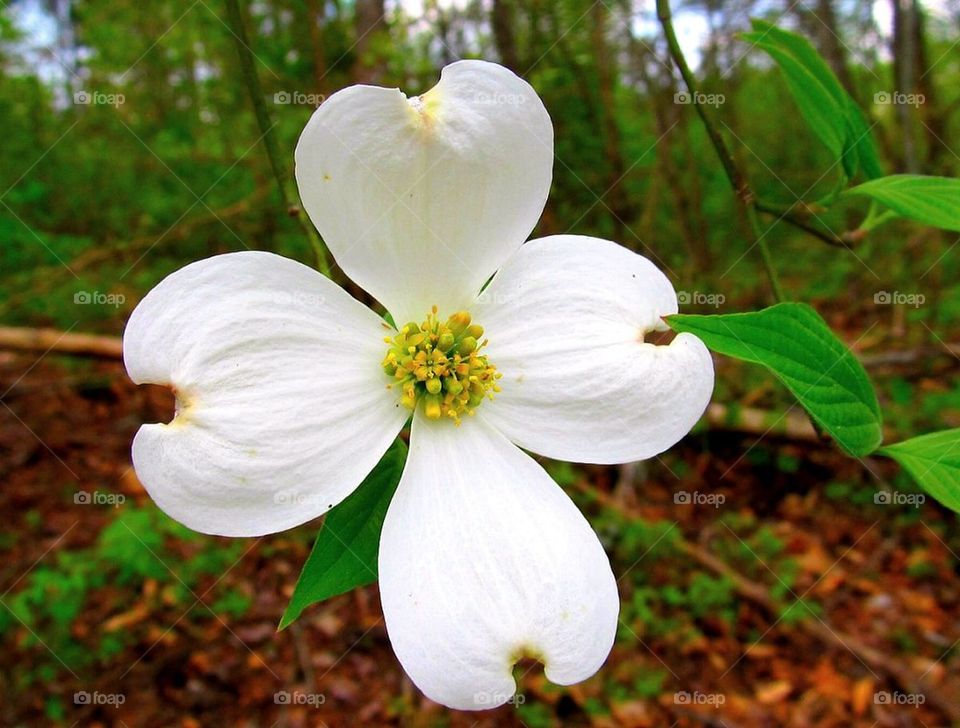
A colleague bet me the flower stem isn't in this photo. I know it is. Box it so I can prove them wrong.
[656,0,782,302]
[223,0,331,277]
[747,205,785,302]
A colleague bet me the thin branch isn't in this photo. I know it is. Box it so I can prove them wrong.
[747,204,785,301]
[0,327,122,359]
[223,0,331,276]
[657,0,782,301]
[755,200,866,248]
[656,0,870,261]
[655,0,748,202]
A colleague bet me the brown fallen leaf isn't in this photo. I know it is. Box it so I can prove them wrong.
[103,604,150,632]
[755,680,792,704]
[851,677,875,716]
[744,643,777,659]
[610,700,653,728]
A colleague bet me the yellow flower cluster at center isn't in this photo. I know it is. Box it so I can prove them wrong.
[382,307,501,423]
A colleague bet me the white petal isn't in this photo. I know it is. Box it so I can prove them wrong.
[124,251,406,537]
[475,235,714,464]
[378,412,618,710]
[295,60,553,325]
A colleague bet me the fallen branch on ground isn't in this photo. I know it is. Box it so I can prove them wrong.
[705,403,818,441]
[0,327,122,359]
[860,344,960,367]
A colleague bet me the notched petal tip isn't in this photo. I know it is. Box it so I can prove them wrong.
[294,60,553,326]
[120,251,407,538]
[473,235,712,463]
[405,90,441,127]
[379,414,618,711]
[641,327,677,346]
[508,645,545,673]
[127,381,181,427]
[167,385,194,427]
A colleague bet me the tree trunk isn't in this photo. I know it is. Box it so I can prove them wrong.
[306,0,329,93]
[914,1,947,172]
[892,0,920,172]
[630,37,710,270]
[590,0,631,242]
[491,0,521,73]
[353,0,387,84]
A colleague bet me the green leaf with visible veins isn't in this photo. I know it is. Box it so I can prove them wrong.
[844,175,960,232]
[880,429,960,514]
[279,438,407,629]
[667,303,882,456]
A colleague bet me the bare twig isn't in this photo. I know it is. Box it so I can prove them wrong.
[755,200,868,248]
[705,403,818,441]
[860,344,960,367]
[288,622,317,689]
[656,0,783,302]
[655,0,879,291]
[0,327,122,359]
[223,0,331,275]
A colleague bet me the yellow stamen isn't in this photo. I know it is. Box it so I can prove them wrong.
[380,306,502,424]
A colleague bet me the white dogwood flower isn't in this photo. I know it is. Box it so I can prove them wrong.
[123,60,714,710]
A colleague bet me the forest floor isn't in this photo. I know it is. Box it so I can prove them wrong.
[0,351,958,728]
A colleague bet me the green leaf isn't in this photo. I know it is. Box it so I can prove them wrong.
[846,105,884,180]
[279,438,407,629]
[880,429,960,514]
[844,175,960,232]
[667,303,882,456]
[741,20,882,180]
[741,29,844,158]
